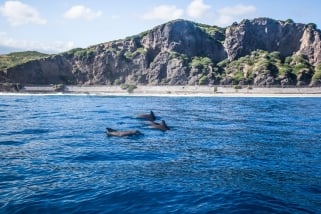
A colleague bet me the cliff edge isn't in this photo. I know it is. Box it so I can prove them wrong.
[1,18,321,87]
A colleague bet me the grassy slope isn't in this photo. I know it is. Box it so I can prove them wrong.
[0,51,49,70]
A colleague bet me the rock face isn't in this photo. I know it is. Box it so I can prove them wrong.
[3,55,73,84]
[225,18,321,65]
[1,18,321,86]
[141,20,226,61]
[297,24,321,65]
[224,18,305,60]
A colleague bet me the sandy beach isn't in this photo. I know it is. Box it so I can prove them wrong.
[3,85,318,97]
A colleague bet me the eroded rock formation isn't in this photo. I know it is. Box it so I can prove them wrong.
[1,18,321,86]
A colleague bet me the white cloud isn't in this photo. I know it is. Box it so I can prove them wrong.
[187,0,211,19]
[217,15,234,26]
[141,5,183,21]
[0,0,47,26]
[111,15,120,20]
[219,4,256,16]
[0,32,75,53]
[63,5,102,21]
[217,4,256,25]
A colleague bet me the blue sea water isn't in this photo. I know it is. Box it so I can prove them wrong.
[0,95,321,213]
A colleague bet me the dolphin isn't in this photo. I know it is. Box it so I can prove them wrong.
[106,128,142,137]
[136,110,156,121]
[150,120,170,131]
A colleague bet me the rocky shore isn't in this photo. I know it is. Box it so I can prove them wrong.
[2,85,321,97]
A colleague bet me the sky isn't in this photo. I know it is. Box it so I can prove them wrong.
[0,0,320,54]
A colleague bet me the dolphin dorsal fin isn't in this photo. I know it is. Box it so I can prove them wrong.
[106,128,117,132]
[150,111,156,121]
[161,120,170,130]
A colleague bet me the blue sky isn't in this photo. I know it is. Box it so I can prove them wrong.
[0,0,320,54]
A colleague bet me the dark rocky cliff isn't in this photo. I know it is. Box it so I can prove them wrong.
[225,18,305,60]
[1,18,321,86]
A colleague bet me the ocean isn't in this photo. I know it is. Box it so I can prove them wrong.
[0,95,321,213]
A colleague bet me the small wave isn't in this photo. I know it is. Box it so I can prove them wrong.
[73,151,166,162]
[305,185,321,194]
[90,110,110,114]
[213,190,315,214]
[5,129,50,135]
[0,173,25,182]
[0,103,10,107]
[0,140,24,146]
[1,96,321,213]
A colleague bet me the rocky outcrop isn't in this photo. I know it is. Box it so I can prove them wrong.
[224,18,305,60]
[225,18,321,66]
[297,24,321,65]
[0,83,23,92]
[1,18,321,86]
[141,20,226,61]
[3,55,73,84]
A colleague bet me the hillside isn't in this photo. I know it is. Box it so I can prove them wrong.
[0,51,49,71]
[1,18,321,87]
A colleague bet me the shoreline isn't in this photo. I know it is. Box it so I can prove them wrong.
[1,85,321,97]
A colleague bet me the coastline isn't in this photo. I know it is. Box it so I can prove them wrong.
[1,85,321,97]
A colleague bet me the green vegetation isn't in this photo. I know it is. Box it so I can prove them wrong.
[114,79,122,85]
[290,54,313,75]
[121,84,137,93]
[1,43,320,87]
[196,23,225,41]
[66,48,96,58]
[65,48,82,55]
[232,71,245,83]
[219,50,317,85]
[285,19,294,24]
[169,51,188,62]
[190,56,212,70]
[138,30,149,38]
[217,59,229,68]
[221,50,272,83]
[188,56,215,85]
[124,52,133,59]
[305,23,317,29]
[312,64,321,81]
[198,75,208,85]
[124,48,146,59]
[125,30,149,40]
[0,51,49,70]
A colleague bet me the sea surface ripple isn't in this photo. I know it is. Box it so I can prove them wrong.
[0,95,321,213]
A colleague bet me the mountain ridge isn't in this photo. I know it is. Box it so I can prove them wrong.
[1,17,321,87]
